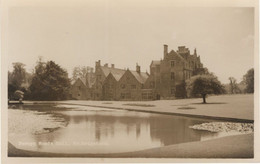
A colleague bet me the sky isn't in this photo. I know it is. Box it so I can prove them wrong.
[5,0,255,83]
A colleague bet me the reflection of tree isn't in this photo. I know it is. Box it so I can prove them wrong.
[136,123,141,139]
[24,107,221,152]
[149,116,207,146]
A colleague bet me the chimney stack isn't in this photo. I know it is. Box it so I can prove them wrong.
[104,63,108,67]
[136,63,141,74]
[164,44,168,59]
[95,60,101,67]
[111,64,115,68]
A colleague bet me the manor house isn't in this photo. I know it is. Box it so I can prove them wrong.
[70,45,203,100]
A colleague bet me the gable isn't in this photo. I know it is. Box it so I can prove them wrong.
[104,73,117,84]
[167,50,186,62]
[100,66,126,81]
[72,78,87,88]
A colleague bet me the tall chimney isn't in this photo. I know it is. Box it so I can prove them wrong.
[111,64,115,68]
[104,63,108,67]
[95,60,101,67]
[164,44,168,59]
[136,63,140,73]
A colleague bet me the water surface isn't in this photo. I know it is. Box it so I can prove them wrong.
[8,103,234,154]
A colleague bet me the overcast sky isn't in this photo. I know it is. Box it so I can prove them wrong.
[6,0,255,83]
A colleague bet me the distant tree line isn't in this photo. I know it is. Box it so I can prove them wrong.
[224,68,254,94]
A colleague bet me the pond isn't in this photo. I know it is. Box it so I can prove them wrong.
[8,103,239,154]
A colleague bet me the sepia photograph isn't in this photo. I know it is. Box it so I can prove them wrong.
[1,0,259,163]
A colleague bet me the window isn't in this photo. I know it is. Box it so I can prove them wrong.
[78,86,81,90]
[121,93,125,99]
[171,61,175,67]
[171,72,175,80]
[78,93,81,96]
[121,84,126,89]
[131,85,136,89]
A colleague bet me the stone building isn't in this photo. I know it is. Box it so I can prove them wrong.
[70,78,89,100]
[117,65,149,101]
[70,44,203,101]
[145,45,203,99]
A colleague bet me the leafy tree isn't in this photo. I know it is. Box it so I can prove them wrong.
[193,67,210,76]
[9,62,26,89]
[187,75,225,103]
[175,81,187,98]
[72,66,93,81]
[8,62,27,99]
[228,77,241,94]
[243,68,254,93]
[29,60,71,100]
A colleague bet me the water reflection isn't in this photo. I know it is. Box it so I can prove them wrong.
[9,104,222,154]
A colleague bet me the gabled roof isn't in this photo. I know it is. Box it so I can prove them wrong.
[151,60,161,67]
[169,50,186,62]
[72,77,87,86]
[130,71,149,84]
[100,66,126,81]
[79,78,87,86]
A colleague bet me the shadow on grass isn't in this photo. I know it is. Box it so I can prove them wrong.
[123,103,155,107]
[191,102,227,105]
[102,102,113,104]
[177,106,196,110]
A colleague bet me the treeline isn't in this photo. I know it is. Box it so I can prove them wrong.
[225,68,254,94]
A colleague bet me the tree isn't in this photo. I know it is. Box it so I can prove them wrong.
[193,67,210,76]
[29,60,71,100]
[8,62,27,99]
[243,68,254,93]
[228,77,241,94]
[72,66,93,81]
[187,75,225,103]
[9,62,26,89]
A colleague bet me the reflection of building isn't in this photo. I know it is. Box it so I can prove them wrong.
[70,44,203,100]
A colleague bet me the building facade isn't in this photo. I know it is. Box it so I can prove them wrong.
[70,44,203,100]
